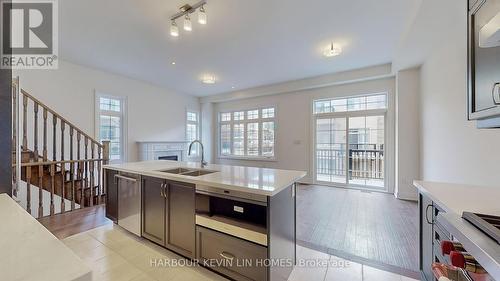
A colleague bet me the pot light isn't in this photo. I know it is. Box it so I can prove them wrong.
[171,62,176,65]
[170,20,179,37]
[184,14,192,31]
[198,5,207,25]
[201,74,216,84]
[323,42,342,57]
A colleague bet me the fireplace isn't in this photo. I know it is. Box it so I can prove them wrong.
[158,155,178,161]
[137,141,188,161]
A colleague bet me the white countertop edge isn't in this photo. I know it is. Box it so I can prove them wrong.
[104,164,306,197]
[413,180,500,216]
[413,180,455,213]
[0,194,92,281]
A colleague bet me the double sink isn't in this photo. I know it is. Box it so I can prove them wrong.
[158,167,218,177]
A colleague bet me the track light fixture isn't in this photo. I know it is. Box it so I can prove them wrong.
[198,5,207,25]
[184,14,192,31]
[169,0,207,37]
[170,20,179,37]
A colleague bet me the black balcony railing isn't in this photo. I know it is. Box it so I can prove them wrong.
[316,145,384,181]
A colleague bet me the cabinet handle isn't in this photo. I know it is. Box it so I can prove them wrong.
[219,251,235,261]
[425,204,433,225]
[163,183,168,198]
[114,174,137,183]
[160,183,165,197]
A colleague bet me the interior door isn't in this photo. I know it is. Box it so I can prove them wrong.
[141,176,166,245]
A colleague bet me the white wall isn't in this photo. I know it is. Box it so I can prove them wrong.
[395,67,420,200]
[14,60,199,162]
[397,0,500,187]
[210,77,396,188]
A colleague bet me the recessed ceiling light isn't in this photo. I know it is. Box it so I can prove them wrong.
[323,42,342,57]
[171,62,176,65]
[201,74,216,84]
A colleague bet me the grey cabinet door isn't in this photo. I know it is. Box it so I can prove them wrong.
[165,180,195,258]
[105,169,118,222]
[419,193,434,281]
[142,176,166,246]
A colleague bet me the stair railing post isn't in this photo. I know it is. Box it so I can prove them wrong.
[97,145,102,205]
[50,163,55,216]
[38,164,43,218]
[70,127,75,211]
[90,142,95,207]
[12,77,21,198]
[84,137,89,207]
[60,121,65,213]
[102,141,110,165]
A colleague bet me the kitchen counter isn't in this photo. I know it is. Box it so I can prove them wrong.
[414,181,500,280]
[0,194,92,281]
[104,160,306,196]
[413,180,500,216]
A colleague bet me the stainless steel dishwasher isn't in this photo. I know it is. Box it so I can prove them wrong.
[115,172,142,236]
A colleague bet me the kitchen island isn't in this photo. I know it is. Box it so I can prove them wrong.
[104,160,306,281]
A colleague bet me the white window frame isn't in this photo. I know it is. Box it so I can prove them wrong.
[186,109,200,157]
[94,92,128,163]
[217,106,277,161]
[311,92,393,192]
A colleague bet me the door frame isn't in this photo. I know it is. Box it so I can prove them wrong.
[310,93,395,193]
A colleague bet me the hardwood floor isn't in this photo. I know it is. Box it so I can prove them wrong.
[38,204,112,239]
[296,184,419,279]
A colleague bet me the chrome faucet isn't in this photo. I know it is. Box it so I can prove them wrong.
[188,140,207,168]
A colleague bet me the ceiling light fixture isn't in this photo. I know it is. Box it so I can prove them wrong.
[184,14,192,31]
[198,5,207,25]
[171,62,176,65]
[170,20,179,37]
[169,0,207,37]
[323,42,342,57]
[201,74,216,84]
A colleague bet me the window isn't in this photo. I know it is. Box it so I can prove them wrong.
[186,111,200,156]
[95,94,126,163]
[313,93,387,190]
[314,93,386,114]
[218,107,276,159]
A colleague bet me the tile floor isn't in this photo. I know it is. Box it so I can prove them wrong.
[62,224,419,281]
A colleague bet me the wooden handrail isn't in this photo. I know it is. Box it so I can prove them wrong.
[21,89,102,149]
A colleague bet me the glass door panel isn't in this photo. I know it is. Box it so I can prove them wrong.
[315,117,347,184]
[348,115,385,188]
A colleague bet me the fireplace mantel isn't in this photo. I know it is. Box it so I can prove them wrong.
[137,141,190,161]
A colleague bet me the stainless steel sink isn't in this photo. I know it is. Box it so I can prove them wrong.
[181,170,217,177]
[157,168,217,177]
[158,168,192,174]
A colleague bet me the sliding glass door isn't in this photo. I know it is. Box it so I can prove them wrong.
[314,94,387,190]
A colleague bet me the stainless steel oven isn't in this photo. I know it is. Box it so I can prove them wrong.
[468,0,500,127]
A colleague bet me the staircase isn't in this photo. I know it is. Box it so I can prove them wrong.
[12,78,110,218]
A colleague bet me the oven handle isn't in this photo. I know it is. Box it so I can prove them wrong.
[425,204,434,225]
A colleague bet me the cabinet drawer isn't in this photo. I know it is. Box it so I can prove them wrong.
[196,226,268,281]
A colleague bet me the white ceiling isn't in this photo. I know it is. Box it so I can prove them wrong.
[59,0,419,97]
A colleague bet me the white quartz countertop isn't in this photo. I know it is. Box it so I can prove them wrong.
[0,194,92,281]
[413,180,500,216]
[104,160,306,196]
